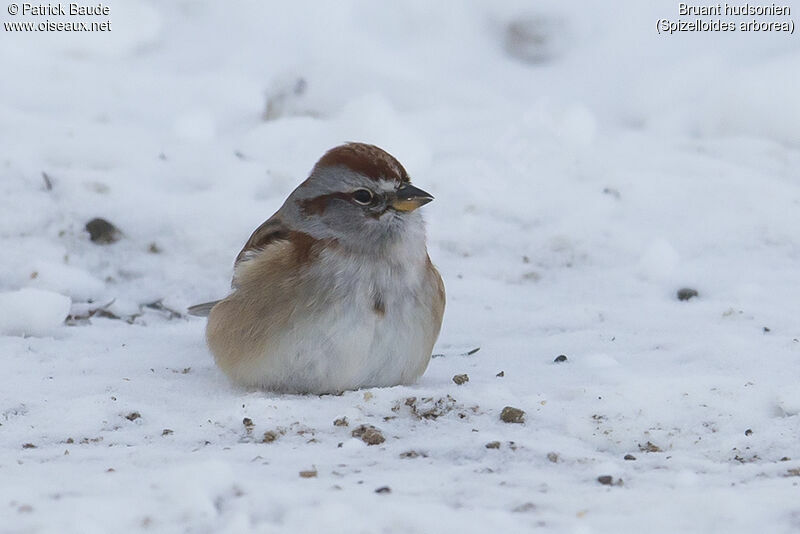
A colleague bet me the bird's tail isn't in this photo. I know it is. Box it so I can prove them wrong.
[187,300,220,317]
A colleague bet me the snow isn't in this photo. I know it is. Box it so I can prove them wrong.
[0,289,71,336]
[2,0,800,532]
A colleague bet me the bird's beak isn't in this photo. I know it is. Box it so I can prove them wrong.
[391,183,434,212]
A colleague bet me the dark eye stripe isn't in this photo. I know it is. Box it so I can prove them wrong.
[298,192,351,216]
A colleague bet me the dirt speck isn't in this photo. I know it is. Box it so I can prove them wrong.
[351,425,385,445]
[299,469,317,478]
[486,441,501,449]
[333,417,348,427]
[399,450,427,459]
[505,16,567,65]
[262,431,279,443]
[547,452,559,463]
[785,468,800,477]
[624,454,636,461]
[554,354,568,363]
[125,412,141,421]
[597,475,623,486]
[496,371,505,377]
[452,374,469,385]
[22,443,37,449]
[638,441,662,453]
[161,429,173,436]
[374,486,391,494]
[744,428,753,436]
[500,406,526,424]
[512,502,536,513]
[41,171,53,191]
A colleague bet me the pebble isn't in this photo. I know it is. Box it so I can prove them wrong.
[85,218,121,244]
[677,288,698,301]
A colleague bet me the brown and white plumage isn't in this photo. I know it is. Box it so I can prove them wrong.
[190,143,445,394]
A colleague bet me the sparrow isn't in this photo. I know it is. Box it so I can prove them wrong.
[189,143,445,394]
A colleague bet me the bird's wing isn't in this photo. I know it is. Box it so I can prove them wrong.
[234,217,290,267]
[206,228,332,380]
[188,216,291,315]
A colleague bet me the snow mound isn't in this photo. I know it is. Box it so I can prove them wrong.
[0,288,71,336]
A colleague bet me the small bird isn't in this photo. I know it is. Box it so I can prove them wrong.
[189,143,445,394]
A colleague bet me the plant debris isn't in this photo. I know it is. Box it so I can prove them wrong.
[452,374,469,385]
[351,425,385,445]
[66,298,185,326]
[500,406,525,424]
[333,417,348,427]
[485,441,501,449]
[554,354,568,363]
[143,300,184,320]
[125,412,141,421]
[638,441,662,453]
[396,396,460,420]
[431,347,480,359]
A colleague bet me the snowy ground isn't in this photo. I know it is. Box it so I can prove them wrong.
[2,1,800,532]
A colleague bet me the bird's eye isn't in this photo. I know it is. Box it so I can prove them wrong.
[352,189,374,205]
